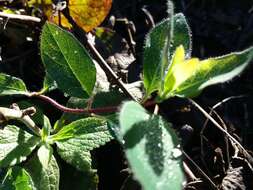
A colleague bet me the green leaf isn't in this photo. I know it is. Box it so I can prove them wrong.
[51,117,112,172]
[143,18,171,97]
[0,125,40,167]
[41,22,96,98]
[37,144,53,169]
[1,166,33,190]
[143,13,191,98]
[119,101,184,190]
[24,154,59,190]
[0,73,28,96]
[163,46,253,98]
[171,13,192,59]
[41,115,52,141]
[41,73,58,94]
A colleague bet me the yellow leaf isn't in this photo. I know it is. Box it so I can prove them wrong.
[28,0,112,32]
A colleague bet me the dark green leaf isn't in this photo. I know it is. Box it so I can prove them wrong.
[51,117,112,171]
[143,13,191,98]
[119,101,184,190]
[1,166,33,190]
[41,22,96,98]
[41,73,58,93]
[143,18,171,97]
[0,73,28,96]
[0,125,40,167]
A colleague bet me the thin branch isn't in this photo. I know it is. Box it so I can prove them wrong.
[189,98,253,167]
[61,9,137,101]
[0,12,41,22]
[183,150,218,190]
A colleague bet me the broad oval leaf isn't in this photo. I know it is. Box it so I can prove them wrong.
[29,0,112,32]
[41,22,96,98]
[0,125,40,167]
[51,117,112,172]
[1,166,33,190]
[0,73,28,96]
[143,13,191,98]
[163,45,253,98]
[119,101,184,190]
[24,154,59,190]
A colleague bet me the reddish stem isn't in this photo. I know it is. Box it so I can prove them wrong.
[32,94,155,114]
[34,94,118,114]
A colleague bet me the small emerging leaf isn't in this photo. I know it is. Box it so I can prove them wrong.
[163,46,253,98]
[118,101,184,190]
[41,22,96,98]
[0,73,28,96]
[51,117,112,172]
[1,166,33,190]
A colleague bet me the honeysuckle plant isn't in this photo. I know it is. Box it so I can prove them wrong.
[1,1,253,190]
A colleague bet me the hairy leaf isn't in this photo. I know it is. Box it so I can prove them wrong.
[143,13,191,98]
[24,154,59,190]
[41,22,96,98]
[1,166,33,190]
[119,101,184,190]
[0,73,28,96]
[163,45,253,98]
[0,125,40,167]
[51,118,112,171]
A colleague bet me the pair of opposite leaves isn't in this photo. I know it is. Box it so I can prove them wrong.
[28,0,112,32]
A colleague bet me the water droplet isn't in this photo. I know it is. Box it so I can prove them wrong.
[171,148,182,159]
[74,50,78,54]
[175,19,180,23]
[157,143,162,148]
[146,38,151,48]
[52,56,56,60]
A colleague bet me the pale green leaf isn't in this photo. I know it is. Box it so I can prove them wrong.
[24,154,59,190]
[51,117,112,171]
[163,46,253,98]
[0,125,40,167]
[0,73,28,96]
[37,144,53,169]
[119,101,185,190]
[1,166,33,190]
[41,22,96,98]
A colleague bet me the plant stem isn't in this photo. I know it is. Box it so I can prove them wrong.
[0,12,41,22]
[30,94,156,114]
[189,98,253,168]
[33,94,118,114]
[61,8,137,101]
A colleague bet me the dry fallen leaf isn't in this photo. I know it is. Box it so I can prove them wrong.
[28,0,112,32]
